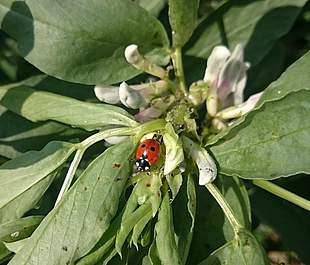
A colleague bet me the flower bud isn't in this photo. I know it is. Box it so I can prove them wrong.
[94,85,119,104]
[125,44,167,79]
[119,82,148,109]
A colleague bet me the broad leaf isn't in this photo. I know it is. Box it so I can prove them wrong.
[0,216,42,260]
[186,0,307,66]
[0,85,138,131]
[188,175,251,264]
[0,0,169,85]
[211,90,310,179]
[199,230,268,265]
[155,190,181,265]
[208,50,310,146]
[0,105,87,159]
[0,141,76,223]
[9,141,135,265]
[173,173,196,264]
[135,0,167,17]
[168,0,200,47]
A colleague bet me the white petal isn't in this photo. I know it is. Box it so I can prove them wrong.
[182,137,217,185]
[217,91,263,119]
[241,91,263,113]
[94,85,120,104]
[217,44,249,105]
[135,95,175,122]
[124,44,142,65]
[204,46,231,87]
[233,66,247,105]
[119,82,147,109]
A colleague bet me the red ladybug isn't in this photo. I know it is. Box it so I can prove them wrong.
[135,139,161,171]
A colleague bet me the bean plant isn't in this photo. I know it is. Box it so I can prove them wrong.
[0,0,309,265]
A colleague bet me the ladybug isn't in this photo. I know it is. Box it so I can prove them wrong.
[135,139,161,171]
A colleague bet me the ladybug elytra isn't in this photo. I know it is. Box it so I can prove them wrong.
[135,139,161,171]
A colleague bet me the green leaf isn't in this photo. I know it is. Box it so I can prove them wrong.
[163,123,184,175]
[9,141,135,265]
[173,172,196,264]
[131,209,153,249]
[155,190,181,265]
[188,175,251,264]
[211,90,310,179]
[166,169,183,200]
[0,216,43,242]
[115,202,152,255]
[199,230,268,265]
[0,85,138,131]
[0,0,169,85]
[0,105,87,159]
[208,50,310,146]
[134,0,167,17]
[4,238,28,254]
[0,216,42,260]
[186,0,307,66]
[0,141,75,223]
[168,0,200,47]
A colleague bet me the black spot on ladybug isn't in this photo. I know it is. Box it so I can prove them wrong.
[141,144,146,148]
[113,163,121,168]
[62,246,68,251]
[150,146,156,152]
[146,183,151,187]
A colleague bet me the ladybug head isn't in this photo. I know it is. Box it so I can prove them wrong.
[135,158,150,171]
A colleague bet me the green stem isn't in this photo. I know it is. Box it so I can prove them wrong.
[55,149,84,206]
[172,47,187,97]
[205,183,243,234]
[253,179,310,212]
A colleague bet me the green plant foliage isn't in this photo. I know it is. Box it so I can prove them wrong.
[0,85,138,131]
[199,230,269,265]
[0,141,75,223]
[211,90,310,179]
[8,141,135,265]
[168,0,200,47]
[0,0,309,264]
[0,0,169,85]
[188,176,251,264]
[186,0,307,66]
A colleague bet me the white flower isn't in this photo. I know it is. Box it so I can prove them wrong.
[205,44,250,106]
[119,82,148,109]
[204,44,263,121]
[182,136,217,185]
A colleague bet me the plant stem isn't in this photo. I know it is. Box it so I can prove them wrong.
[172,47,187,97]
[205,183,243,234]
[55,149,84,206]
[253,179,310,212]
